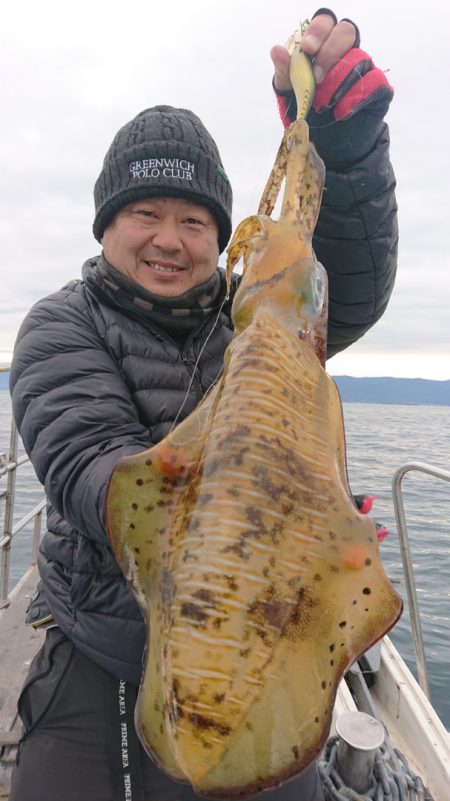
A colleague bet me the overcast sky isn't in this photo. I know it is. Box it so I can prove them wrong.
[2,0,449,379]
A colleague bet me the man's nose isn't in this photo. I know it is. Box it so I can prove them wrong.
[151,217,182,251]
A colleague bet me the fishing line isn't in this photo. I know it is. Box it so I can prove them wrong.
[243,121,287,220]
[167,135,280,435]
[169,291,230,434]
[168,55,362,435]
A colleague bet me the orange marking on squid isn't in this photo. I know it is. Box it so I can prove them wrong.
[342,544,370,570]
[153,444,186,477]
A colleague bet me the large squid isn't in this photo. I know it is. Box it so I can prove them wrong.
[106,34,402,800]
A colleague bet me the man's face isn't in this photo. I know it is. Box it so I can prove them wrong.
[101,197,220,297]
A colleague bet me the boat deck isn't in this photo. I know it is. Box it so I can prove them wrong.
[0,565,43,799]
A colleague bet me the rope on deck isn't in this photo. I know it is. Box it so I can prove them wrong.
[318,735,430,801]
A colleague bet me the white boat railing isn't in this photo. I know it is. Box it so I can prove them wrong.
[392,461,450,700]
[0,372,46,609]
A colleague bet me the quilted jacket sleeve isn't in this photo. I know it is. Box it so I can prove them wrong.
[9,284,151,544]
[315,122,398,358]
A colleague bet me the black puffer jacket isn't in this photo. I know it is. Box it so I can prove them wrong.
[10,123,398,684]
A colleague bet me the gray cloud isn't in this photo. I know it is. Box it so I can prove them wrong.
[2,0,449,378]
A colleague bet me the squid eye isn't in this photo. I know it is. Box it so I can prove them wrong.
[311,272,325,313]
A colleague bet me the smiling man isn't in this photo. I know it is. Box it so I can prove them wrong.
[9,10,398,801]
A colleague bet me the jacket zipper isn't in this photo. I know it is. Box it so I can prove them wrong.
[180,350,204,403]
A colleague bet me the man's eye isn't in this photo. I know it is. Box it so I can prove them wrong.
[184,217,204,226]
[137,210,156,218]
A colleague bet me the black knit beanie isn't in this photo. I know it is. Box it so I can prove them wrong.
[93,105,233,253]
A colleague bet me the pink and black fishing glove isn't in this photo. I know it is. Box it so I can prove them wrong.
[274,23,394,167]
[354,493,389,542]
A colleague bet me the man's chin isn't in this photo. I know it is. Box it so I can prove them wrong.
[140,277,187,297]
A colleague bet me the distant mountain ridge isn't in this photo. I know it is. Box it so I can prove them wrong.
[332,376,450,406]
[1,371,449,405]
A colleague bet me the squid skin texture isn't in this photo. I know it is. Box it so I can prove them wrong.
[106,120,403,798]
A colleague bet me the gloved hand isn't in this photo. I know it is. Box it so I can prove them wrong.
[354,494,389,542]
[271,9,394,167]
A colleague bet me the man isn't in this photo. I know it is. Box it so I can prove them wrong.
[9,10,397,801]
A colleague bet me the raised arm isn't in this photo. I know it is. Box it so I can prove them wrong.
[271,9,398,356]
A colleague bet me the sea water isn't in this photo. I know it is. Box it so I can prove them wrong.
[1,391,449,727]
